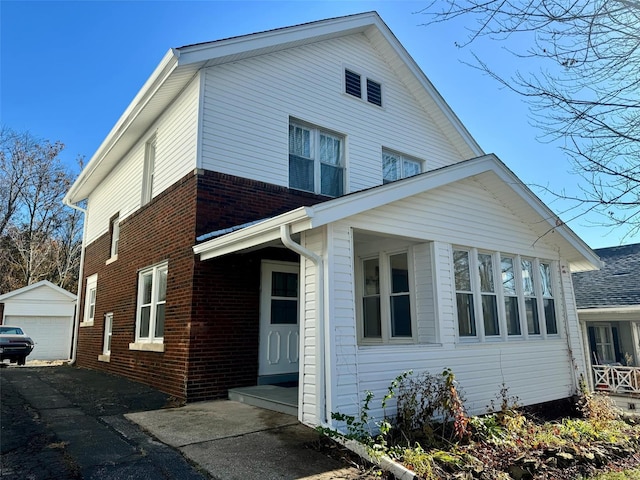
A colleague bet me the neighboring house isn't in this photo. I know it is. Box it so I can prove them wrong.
[0,280,76,361]
[572,243,640,405]
[64,12,600,429]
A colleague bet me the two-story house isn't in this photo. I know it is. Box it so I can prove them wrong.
[64,12,600,429]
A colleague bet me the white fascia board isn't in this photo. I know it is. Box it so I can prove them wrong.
[0,280,77,302]
[488,159,601,271]
[177,12,379,66]
[578,306,640,316]
[309,155,499,226]
[193,207,312,260]
[64,49,180,205]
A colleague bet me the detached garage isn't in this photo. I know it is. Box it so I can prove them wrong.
[0,281,76,361]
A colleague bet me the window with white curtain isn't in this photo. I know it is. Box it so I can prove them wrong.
[289,122,344,197]
[382,150,423,184]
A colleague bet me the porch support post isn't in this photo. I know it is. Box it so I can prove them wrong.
[280,224,328,425]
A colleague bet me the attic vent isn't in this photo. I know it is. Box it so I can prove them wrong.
[345,70,361,98]
[367,79,382,106]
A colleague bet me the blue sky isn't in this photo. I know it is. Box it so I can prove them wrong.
[2,0,637,249]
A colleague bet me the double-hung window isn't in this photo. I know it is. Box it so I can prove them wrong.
[478,253,499,336]
[110,215,119,259]
[135,262,167,344]
[103,313,113,356]
[501,256,521,335]
[521,258,540,335]
[453,249,500,338]
[540,262,557,334]
[289,122,344,197]
[454,248,559,341]
[360,251,414,343]
[83,274,98,326]
[382,150,423,184]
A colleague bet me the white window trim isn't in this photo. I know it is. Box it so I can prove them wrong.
[453,247,559,344]
[98,312,113,362]
[357,248,417,345]
[131,261,167,348]
[141,134,156,206]
[81,274,98,327]
[289,120,346,197]
[103,312,113,355]
[107,215,120,263]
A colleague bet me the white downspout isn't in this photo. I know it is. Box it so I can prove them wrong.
[64,199,87,365]
[280,224,329,425]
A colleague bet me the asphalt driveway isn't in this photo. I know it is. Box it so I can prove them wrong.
[0,364,367,480]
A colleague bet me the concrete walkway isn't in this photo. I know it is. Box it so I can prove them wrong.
[126,400,359,480]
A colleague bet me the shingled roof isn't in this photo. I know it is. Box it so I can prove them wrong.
[572,243,640,309]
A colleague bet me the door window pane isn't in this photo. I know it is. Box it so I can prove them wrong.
[272,272,298,297]
[271,300,298,324]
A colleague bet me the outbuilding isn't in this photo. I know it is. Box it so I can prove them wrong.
[0,280,76,361]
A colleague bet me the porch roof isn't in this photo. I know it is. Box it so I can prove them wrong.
[573,243,640,309]
[193,154,601,272]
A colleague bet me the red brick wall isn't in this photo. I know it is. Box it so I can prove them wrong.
[77,169,327,401]
[76,173,197,399]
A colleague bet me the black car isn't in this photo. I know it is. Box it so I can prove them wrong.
[0,326,35,365]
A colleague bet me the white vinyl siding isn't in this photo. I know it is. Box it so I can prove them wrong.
[83,74,200,245]
[319,180,583,429]
[201,34,465,194]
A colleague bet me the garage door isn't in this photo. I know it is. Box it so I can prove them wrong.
[5,316,72,360]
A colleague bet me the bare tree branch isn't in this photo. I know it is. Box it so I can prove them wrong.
[417,0,640,235]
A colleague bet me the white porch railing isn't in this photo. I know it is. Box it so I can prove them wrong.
[593,365,640,394]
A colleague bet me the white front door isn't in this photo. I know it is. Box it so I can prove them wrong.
[259,261,300,379]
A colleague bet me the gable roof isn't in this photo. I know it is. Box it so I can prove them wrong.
[0,280,77,302]
[572,243,640,309]
[64,12,483,205]
[193,153,600,272]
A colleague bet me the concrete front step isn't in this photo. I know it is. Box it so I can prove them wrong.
[228,385,298,416]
